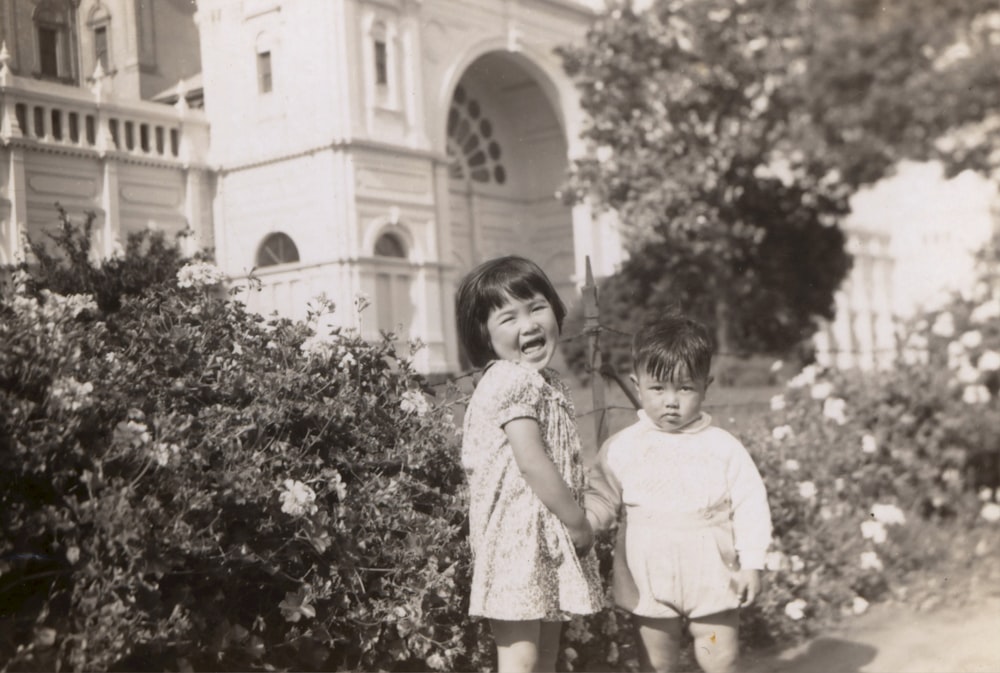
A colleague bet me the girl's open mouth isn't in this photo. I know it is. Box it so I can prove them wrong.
[521,335,546,354]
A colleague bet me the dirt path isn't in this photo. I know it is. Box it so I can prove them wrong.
[743,595,1000,673]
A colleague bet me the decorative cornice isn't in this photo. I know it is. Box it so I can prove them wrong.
[1,136,208,171]
[217,137,450,175]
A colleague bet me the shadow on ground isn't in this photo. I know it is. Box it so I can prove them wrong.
[745,638,877,673]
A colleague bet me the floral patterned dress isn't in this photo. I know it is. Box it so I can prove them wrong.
[461,360,604,621]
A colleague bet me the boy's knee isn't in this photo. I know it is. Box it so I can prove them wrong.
[689,611,739,673]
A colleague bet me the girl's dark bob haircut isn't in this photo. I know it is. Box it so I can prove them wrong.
[455,255,567,368]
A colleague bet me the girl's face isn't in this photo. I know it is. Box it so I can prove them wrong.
[486,292,560,371]
[631,364,711,432]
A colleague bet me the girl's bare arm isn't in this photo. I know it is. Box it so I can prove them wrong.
[504,417,593,552]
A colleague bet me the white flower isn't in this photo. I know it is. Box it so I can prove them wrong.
[338,350,357,369]
[152,442,180,467]
[329,470,348,502]
[810,381,834,400]
[787,364,818,388]
[783,458,801,472]
[770,360,784,373]
[50,377,95,412]
[279,479,318,517]
[834,477,846,492]
[176,262,227,289]
[400,390,430,417]
[871,503,906,525]
[789,555,805,572]
[66,546,80,564]
[981,502,1000,523]
[979,487,995,502]
[798,481,817,500]
[861,434,878,454]
[955,357,980,383]
[595,145,614,163]
[861,520,888,544]
[963,384,991,404]
[941,468,962,487]
[784,599,807,620]
[960,330,983,349]
[970,299,1000,324]
[764,550,786,571]
[822,397,848,425]
[770,394,786,411]
[860,551,884,571]
[851,596,870,615]
[772,425,794,441]
[931,312,955,337]
[978,350,1000,372]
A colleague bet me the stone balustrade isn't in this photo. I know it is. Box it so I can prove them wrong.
[0,57,208,166]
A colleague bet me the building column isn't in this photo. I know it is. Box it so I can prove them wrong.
[6,147,27,263]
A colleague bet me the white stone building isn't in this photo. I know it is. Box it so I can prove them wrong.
[1,1,993,374]
[1,0,624,373]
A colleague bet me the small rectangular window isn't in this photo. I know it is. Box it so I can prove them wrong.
[94,26,109,70]
[257,51,272,93]
[374,40,388,86]
[38,27,60,77]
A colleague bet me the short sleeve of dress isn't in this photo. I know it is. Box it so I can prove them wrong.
[481,360,544,428]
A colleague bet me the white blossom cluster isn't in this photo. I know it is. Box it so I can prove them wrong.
[176,261,227,289]
[279,479,318,517]
[49,376,94,412]
[399,390,430,417]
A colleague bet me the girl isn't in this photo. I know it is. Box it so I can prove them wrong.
[456,255,604,673]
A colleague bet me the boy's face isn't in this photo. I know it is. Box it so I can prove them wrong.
[631,363,711,432]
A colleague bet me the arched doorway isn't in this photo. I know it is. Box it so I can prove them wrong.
[446,51,577,306]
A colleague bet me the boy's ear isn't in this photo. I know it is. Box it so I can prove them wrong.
[629,373,639,390]
[705,374,714,391]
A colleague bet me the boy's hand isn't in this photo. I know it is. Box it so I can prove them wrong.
[569,518,594,556]
[736,568,762,607]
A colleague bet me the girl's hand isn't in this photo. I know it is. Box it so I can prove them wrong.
[736,568,762,607]
[569,518,594,556]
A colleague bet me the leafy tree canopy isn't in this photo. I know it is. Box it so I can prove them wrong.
[559,0,854,361]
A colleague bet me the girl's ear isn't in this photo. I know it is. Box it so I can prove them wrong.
[630,373,639,391]
[704,374,714,392]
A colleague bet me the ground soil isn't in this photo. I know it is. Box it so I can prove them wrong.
[743,550,1000,673]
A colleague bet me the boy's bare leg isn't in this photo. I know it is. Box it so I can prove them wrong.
[688,609,739,673]
[634,614,683,672]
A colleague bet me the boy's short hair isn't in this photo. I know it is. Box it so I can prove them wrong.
[632,316,715,382]
[455,255,567,368]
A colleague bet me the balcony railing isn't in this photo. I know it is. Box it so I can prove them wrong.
[0,56,208,166]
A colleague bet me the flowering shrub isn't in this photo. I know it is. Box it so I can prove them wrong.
[0,211,486,671]
[3,210,999,672]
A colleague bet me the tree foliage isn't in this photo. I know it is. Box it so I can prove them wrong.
[559,0,853,361]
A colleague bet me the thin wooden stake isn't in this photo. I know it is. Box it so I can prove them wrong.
[582,256,608,457]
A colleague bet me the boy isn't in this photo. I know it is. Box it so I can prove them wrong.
[585,316,772,673]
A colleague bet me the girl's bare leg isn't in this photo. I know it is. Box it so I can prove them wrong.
[536,621,563,672]
[491,619,542,673]
[634,614,683,672]
[688,609,739,673]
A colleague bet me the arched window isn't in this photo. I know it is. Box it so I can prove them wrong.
[256,232,299,267]
[372,231,412,337]
[374,232,406,258]
[255,32,274,94]
[34,0,75,82]
[88,4,112,74]
[447,85,507,186]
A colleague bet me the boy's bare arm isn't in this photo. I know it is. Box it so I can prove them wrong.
[583,439,622,533]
